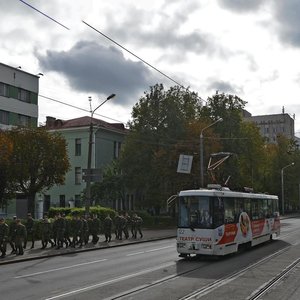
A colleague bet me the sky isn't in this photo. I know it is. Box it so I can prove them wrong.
[1,0,300,136]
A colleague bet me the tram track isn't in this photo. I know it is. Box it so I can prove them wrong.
[103,243,292,300]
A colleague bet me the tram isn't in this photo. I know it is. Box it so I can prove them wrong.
[177,185,280,257]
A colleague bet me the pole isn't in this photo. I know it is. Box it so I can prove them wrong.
[280,162,294,216]
[85,94,116,217]
[199,118,223,188]
[281,168,284,215]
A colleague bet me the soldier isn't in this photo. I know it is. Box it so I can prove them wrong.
[52,214,58,247]
[89,214,100,244]
[132,213,143,239]
[72,214,83,248]
[63,214,71,248]
[55,213,66,249]
[40,214,55,249]
[8,216,17,254]
[103,214,112,242]
[14,219,27,255]
[122,212,130,239]
[114,212,122,240]
[80,215,89,246]
[0,217,9,258]
[24,213,35,249]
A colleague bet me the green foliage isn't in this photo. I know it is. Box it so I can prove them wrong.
[6,127,71,215]
[48,206,116,220]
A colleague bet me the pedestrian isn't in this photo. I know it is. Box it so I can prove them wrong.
[63,214,71,248]
[72,214,83,247]
[0,217,9,258]
[114,212,123,240]
[40,214,55,249]
[80,215,89,246]
[55,213,66,249]
[24,213,35,249]
[122,212,129,239]
[90,214,100,244]
[52,214,58,247]
[103,214,112,242]
[132,213,143,239]
[14,219,27,255]
[8,216,17,254]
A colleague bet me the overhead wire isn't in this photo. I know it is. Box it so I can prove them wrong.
[18,0,70,30]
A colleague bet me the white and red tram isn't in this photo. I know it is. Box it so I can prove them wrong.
[177,185,280,257]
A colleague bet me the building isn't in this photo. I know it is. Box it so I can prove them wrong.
[244,110,295,143]
[43,116,130,212]
[0,62,39,218]
[0,62,39,129]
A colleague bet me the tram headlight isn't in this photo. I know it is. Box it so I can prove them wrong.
[201,243,212,249]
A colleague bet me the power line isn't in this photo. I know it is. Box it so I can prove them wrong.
[18,0,70,30]
[82,20,206,104]
[39,94,127,124]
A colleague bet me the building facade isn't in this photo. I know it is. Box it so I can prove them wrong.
[43,116,130,212]
[0,62,39,129]
[244,112,295,143]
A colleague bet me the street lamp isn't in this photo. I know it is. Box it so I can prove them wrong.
[281,162,294,215]
[200,118,223,188]
[85,93,116,216]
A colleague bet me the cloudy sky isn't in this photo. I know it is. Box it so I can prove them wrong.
[2,0,300,135]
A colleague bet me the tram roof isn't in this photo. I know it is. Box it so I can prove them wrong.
[178,188,278,200]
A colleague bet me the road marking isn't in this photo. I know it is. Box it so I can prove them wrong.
[44,261,175,300]
[14,259,107,279]
[126,245,173,256]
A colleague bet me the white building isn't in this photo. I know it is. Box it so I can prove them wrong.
[0,62,39,129]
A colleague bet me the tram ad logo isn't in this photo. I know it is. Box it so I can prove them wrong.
[239,212,250,237]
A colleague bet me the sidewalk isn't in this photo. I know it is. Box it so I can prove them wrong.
[0,228,177,265]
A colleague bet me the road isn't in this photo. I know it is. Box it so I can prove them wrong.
[1,218,300,300]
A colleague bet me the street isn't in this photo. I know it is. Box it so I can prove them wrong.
[1,218,300,299]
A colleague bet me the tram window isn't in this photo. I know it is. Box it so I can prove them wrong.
[251,199,264,220]
[213,197,224,227]
[224,198,236,224]
[262,199,269,218]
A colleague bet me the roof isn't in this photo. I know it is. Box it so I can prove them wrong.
[45,116,128,134]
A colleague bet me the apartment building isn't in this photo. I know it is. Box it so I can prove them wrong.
[43,116,130,212]
[0,62,39,129]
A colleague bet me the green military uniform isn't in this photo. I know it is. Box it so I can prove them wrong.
[89,215,100,244]
[103,215,112,242]
[132,214,143,239]
[8,216,17,254]
[0,218,9,258]
[24,213,35,249]
[40,216,54,249]
[15,220,27,255]
[80,216,89,246]
[55,214,66,249]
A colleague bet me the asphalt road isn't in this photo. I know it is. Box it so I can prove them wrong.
[2,218,300,300]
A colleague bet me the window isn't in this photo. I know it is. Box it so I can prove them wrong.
[75,138,81,156]
[0,110,9,125]
[75,194,81,207]
[18,114,30,126]
[114,141,122,159]
[75,167,81,185]
[59,195,66,207]
[0,83,8,97]
[224,198,236,224]
[18,88,30,102]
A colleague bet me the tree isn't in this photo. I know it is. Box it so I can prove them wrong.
[120,84,203,211]
[0,130,14,207]
[8,127,70,215]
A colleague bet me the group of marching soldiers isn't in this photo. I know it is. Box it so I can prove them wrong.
[0,211,143,258]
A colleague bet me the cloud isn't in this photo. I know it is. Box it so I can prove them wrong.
[217,0,265,13]
[206,80,243,95]
[273,1,300,47]
[37,40,159,106]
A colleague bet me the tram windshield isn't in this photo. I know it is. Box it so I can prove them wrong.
[178,196,213,229]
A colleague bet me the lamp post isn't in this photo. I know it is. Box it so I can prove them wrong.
[281,162,294,215]
[200,118,223,188]
[85,93,116,216]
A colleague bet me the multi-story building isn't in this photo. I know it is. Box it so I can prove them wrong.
[0,62,39,129]
[43,116,130,212]
[244,110,295,143]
